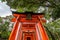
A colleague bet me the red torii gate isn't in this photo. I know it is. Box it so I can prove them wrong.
[9,12,49,40]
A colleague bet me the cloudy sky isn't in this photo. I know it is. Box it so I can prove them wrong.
[0,1,12,17]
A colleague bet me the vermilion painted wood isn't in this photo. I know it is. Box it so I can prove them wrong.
[9,13,49,40]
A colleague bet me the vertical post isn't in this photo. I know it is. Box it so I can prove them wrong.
[9,15,20,40]
[37,16,49,40]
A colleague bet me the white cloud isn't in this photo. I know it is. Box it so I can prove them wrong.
[0,1,12,17]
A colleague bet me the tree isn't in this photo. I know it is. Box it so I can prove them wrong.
[45,19,60,40]
[2,0,60,20]
[2,0,48,12]
[0,21,10,39]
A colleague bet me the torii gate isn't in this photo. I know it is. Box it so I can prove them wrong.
[9,11,49,40]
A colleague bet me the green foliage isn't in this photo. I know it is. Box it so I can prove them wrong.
[45,19,60,40]
[0,18,2,22]
[4,0,60,20]
[52,7,60,20]
[1,31,10,39]
[45,13,51,19]
[4,0,46,12]
[0,22,9,31]
[17,7,25,12]
[0,21,10,39]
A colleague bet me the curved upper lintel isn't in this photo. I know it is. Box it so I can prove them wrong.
[12,11,44,15]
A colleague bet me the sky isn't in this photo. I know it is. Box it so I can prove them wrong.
[0,1,12,17]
